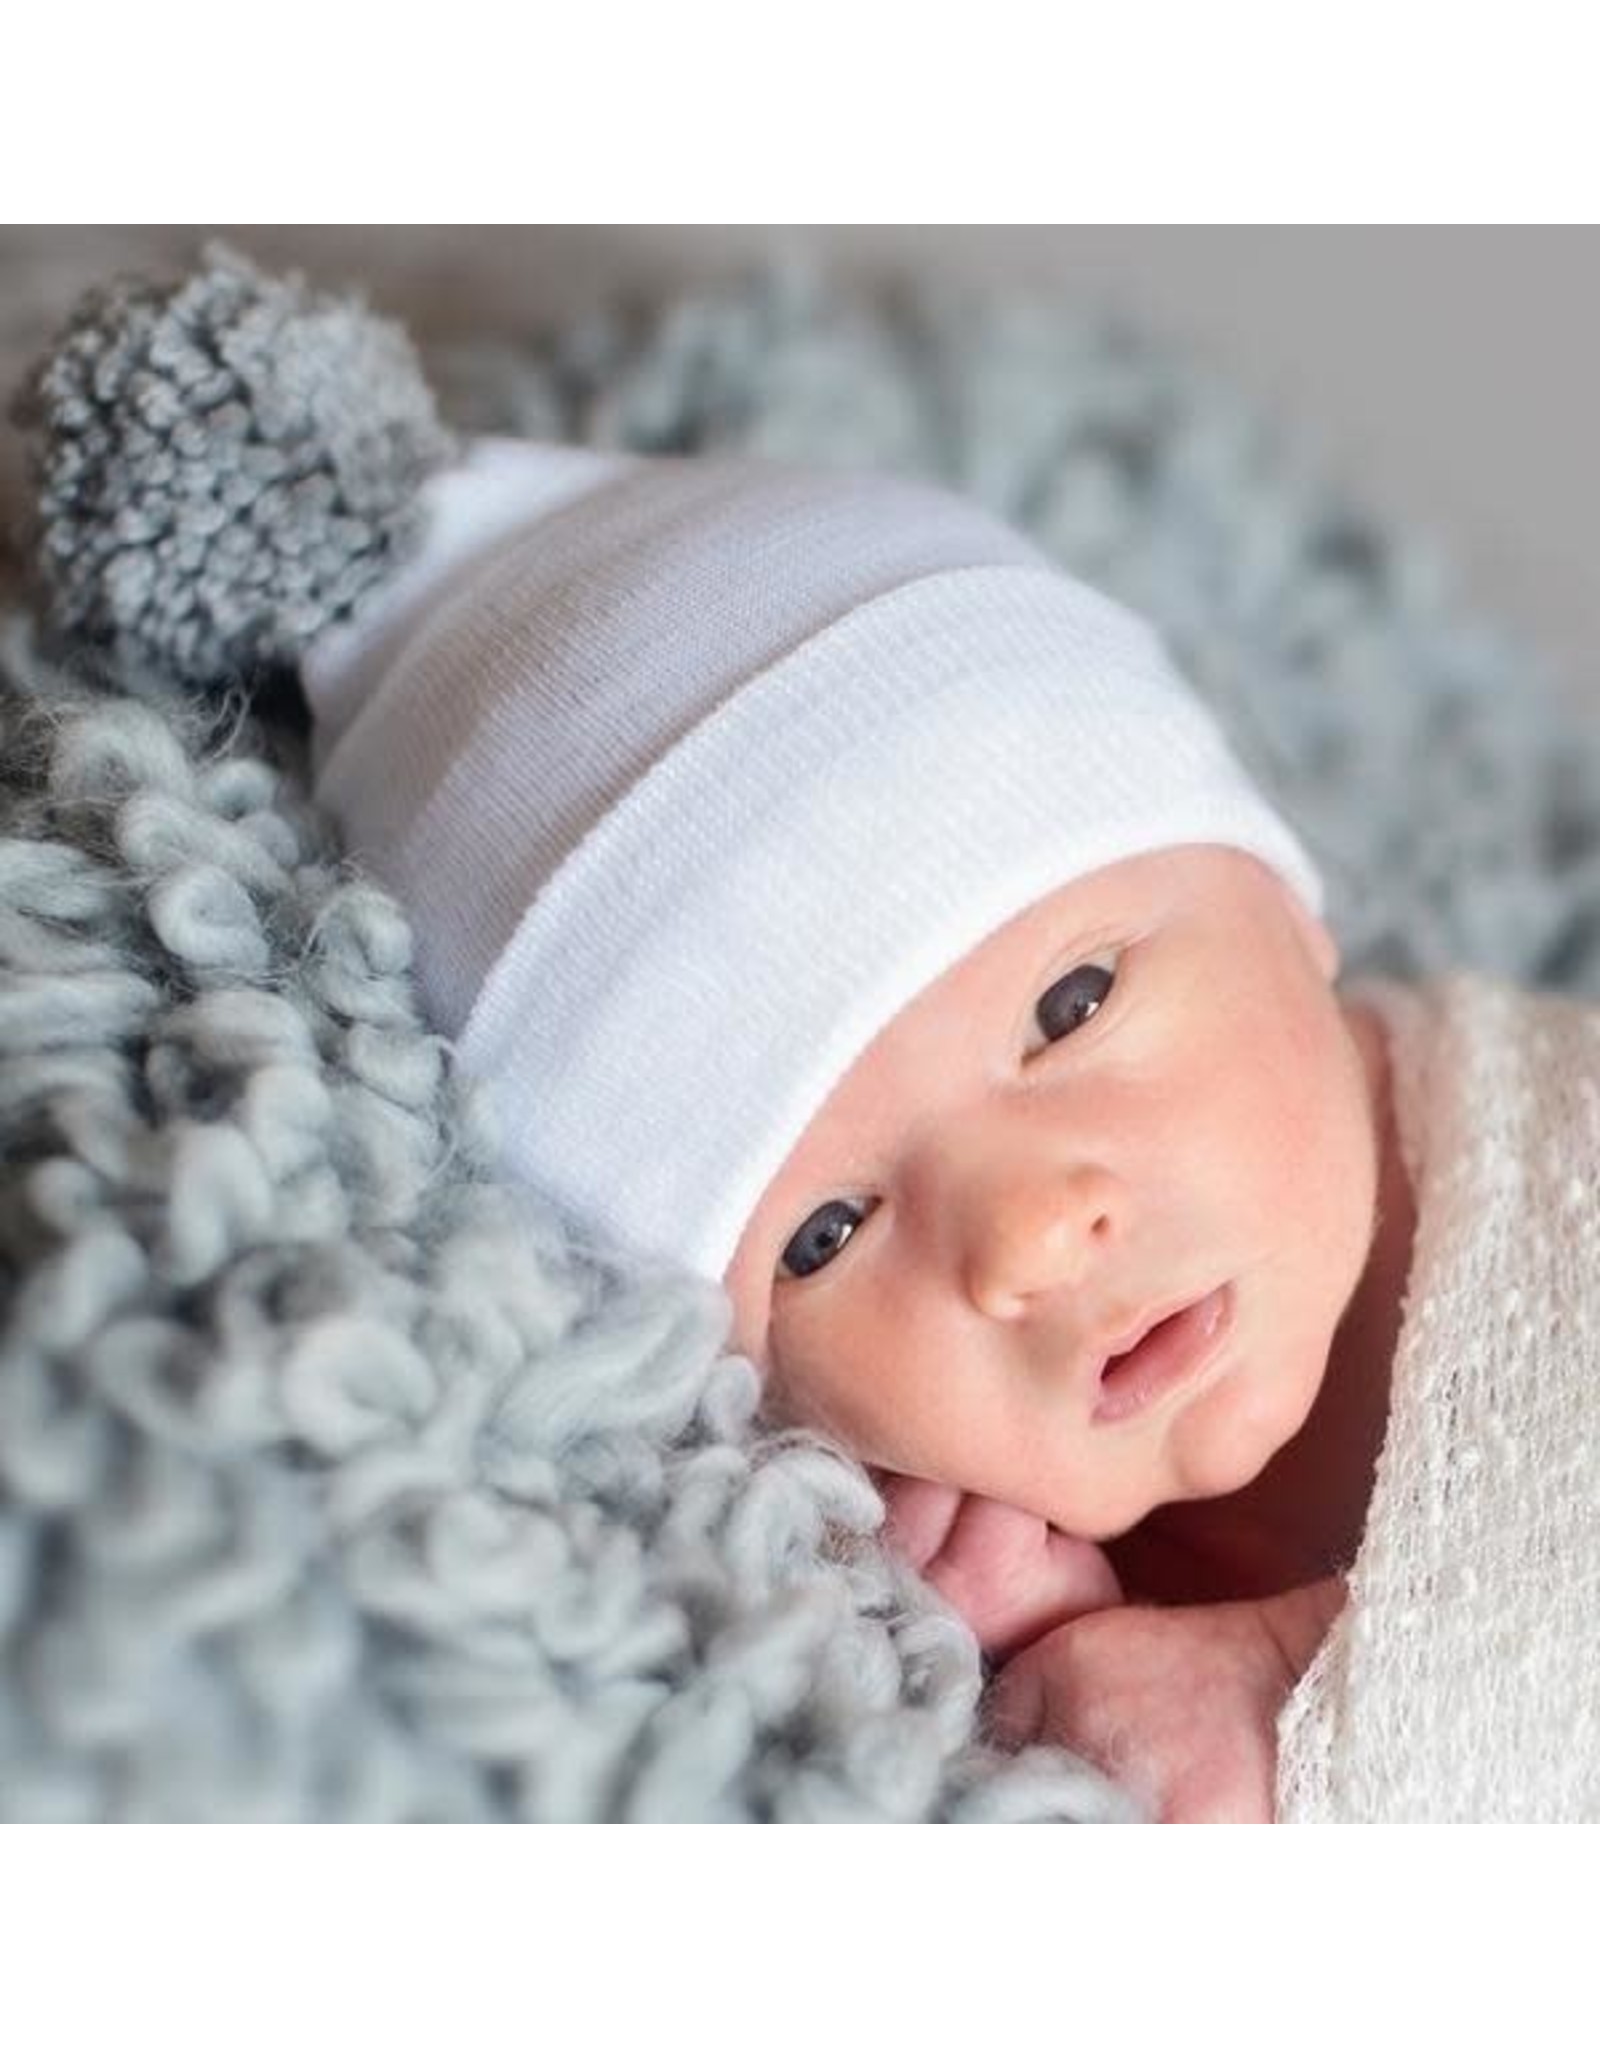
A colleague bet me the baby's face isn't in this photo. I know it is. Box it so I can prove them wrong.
[721,844,1383,1541]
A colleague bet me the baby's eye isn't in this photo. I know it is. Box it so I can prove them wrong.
[1033,950,1118,1046]
[778,1195,878,1282]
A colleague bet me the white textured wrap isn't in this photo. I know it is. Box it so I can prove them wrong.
[1276,969,1600,1822]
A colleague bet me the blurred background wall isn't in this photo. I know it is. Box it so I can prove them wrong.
[3,225,1595,715]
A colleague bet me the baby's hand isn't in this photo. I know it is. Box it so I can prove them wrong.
[875,1474,1125,1660]
[984,1575,1346,1823]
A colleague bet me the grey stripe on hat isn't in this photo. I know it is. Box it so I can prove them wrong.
[315,446,1050,1031]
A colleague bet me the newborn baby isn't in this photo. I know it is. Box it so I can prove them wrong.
[283,431,1596,1822]
[720,841,1415,1818]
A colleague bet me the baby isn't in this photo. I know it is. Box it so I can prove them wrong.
[285,433,1426,1820]
[24,254,1600,1822]
[721,841,1414,1819]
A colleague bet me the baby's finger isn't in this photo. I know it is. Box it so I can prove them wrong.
[874,1470,965,1570]
[984,1646,1048,1751]
[928,1500,1125,1658]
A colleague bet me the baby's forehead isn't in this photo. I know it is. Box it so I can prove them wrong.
[774,851,1174,1142]
[777,843,1281,1131]
[997,843,1271,943]
[909,844,1215,985]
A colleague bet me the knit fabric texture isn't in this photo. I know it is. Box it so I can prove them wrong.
[1277,969,1600,1820]
[11,244,457,686]
[5,248,1600,1818]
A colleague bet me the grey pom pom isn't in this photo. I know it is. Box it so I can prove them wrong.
[11,239,459,687]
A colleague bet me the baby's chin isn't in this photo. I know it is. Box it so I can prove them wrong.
[1059,1393,1316,1541]
[1045,1479,1213,1547]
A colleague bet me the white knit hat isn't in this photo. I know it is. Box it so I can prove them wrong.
[300,435,1324,1287]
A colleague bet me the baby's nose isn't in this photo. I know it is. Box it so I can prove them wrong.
[962,1161,1122,1322]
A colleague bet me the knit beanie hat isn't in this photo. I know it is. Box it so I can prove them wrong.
[16,249,1325,1295]
[295,435,1325,1286]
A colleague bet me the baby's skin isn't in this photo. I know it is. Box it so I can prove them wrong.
[723,845,1416,1821]
[880,1474,1346,1820]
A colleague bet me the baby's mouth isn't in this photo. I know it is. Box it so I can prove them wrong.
[1090,1284,1234,1425]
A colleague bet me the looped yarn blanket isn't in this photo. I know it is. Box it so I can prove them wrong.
[5,243,1600,1820]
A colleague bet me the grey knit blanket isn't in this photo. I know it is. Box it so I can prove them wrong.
[4,245,1600,1820]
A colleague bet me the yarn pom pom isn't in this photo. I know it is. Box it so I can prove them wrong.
[11,239,458,688]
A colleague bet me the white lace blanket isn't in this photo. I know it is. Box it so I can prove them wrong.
[1276,969,1600,1821]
